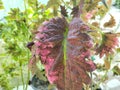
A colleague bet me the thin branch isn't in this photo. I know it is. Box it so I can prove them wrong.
[79,0,84,15]
[24,0,28,24]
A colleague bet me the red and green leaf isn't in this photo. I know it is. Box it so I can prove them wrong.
[28,1,97,90]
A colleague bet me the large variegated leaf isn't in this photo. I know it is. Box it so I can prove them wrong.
[28,1,96,90]
[28,17,96,90]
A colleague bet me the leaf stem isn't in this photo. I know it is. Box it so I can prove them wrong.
[20,66,25,90]
[25,51,30,90]
[79,0,84,15]
[24,0,28,26]
[63,28,68,90]
[94,70,108,89]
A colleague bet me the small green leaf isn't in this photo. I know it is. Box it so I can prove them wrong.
[112,66,120,75]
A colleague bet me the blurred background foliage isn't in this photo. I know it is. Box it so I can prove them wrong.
[0,0,54,89]
[0,0,120,90]
[114,0,120,8]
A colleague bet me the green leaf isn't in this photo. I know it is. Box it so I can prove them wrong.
[28,0,38,9]
[0,53,6,57]
[0,0,4,9]
[47,0,61,8]
[46,0,61,16]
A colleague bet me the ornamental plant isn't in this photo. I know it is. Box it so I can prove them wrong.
[1,0,119,90]
[27,0,120,90]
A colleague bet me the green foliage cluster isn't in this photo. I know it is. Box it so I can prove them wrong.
[114,0,120,8]
[0,0,53,89]
[0,73,12,90]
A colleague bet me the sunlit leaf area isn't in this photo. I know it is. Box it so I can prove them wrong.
[0,0,120,90]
